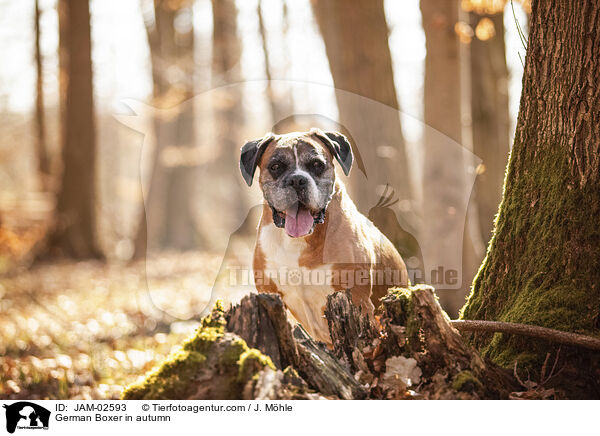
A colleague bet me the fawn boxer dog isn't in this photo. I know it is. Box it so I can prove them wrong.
[240,129,408,343]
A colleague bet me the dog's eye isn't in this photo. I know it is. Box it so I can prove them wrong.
[269,162,285,177]
[310,160,325,174]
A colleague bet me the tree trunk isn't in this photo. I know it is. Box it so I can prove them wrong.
[422,0,462,144]
[211,0,250,234]
[311,0,413,207]
[133,0,196,256]
[257,0,293,126]
[257,0,275,125]
[311,0,417,276]
[47,0,102,259]
[34,0,51,192]
[421,0,475,314]
[470,12,510,244]
[462,0,600,399]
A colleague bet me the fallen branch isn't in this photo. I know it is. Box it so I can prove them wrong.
[450,320,600,351]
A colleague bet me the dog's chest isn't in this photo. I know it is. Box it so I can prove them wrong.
[258,224,333,343]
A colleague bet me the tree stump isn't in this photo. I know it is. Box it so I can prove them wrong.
[227,293,367,399]
[122,286,518,399]
[379,285,517,398]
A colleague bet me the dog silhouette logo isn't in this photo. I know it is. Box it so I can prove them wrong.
[2,402,50,433]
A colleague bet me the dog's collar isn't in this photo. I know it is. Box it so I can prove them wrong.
[270,205,326,229]
[271,206,285,228]
[313,208,326,224]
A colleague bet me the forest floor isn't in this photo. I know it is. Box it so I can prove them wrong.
[0,251,248,399]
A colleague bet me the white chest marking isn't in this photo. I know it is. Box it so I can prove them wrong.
[258,223,334,343]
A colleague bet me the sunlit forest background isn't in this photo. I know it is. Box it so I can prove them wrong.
[0,0,530,399]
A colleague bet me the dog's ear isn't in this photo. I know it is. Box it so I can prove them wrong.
[311,128,353,176]
[240,132,275,186]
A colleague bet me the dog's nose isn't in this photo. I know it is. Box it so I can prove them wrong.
[286,174,308,189]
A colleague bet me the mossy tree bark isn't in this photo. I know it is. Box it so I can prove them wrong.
[462,0,600,398]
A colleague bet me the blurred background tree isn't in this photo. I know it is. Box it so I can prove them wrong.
[44,0,102,259]
[34,0,51,192]
[210,0,248,234]
[311,0,413,206]
[133,0,197,257]
[468,7,510,244]
[420,0,476,314]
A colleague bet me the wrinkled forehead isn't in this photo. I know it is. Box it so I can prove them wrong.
[260,132,331,166]
[271,132,329,160]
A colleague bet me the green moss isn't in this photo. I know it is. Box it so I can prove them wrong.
[488,335,538,368]
[221,337,249,366]
[200,299,227,329]
[183,326,224,354]
[122,300,276,399]
[461,106,600,379]
[237,349,275,383]
[182,299,228,355]
[452,370,483,393]
[282,366,300,380]
[122,348,208,400]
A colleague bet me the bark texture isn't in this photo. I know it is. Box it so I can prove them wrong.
[47,0,102,258]
[380,286,516,398]
[462,0,600,399]
[227,293,368,399]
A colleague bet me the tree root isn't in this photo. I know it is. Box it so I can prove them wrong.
[450,320,600,351]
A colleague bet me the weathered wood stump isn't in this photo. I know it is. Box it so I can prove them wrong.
[227,293,367,399]
[378,285,517,398]
[122,286,518,399]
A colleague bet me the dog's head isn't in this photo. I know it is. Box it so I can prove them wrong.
[240,128,353,238]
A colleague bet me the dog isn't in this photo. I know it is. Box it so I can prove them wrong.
[240,128,408,343]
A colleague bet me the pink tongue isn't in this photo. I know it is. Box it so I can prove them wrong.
[284,205,314,237]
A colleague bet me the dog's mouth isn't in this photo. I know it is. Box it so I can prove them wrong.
[271,203,326,238]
